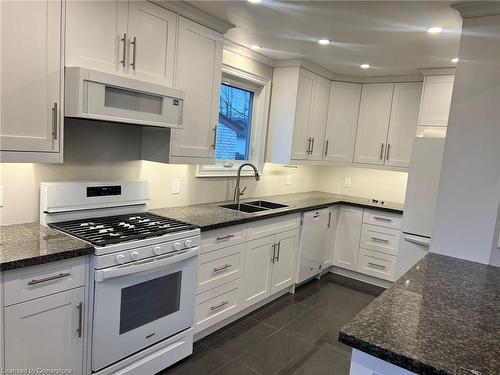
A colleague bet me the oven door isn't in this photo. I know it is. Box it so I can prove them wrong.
[92,247,198,371]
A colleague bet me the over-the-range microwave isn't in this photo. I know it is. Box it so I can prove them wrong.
[65,67,184,128]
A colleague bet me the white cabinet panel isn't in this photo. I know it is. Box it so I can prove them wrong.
[324,82,362,163]
[291,69,315,160]
[271,229,299,293]
[353,83,394,165]
[363,209,402,230]
[386,82,422,168]
[360,224,400,256]
[324,207,339,268]
[0,0,62,153]
[127,1,176,86]
[4,288,84,374]
[418,75,455,127]
[333,206,363,271]
[242,236,273,307]
[170,17,222,161]
[308,75,330,160]
[357,248,396,281]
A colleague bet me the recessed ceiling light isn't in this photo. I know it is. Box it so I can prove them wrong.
[427,26,443,34]
[250,45,261,50]
[451,57,459,63]
[360,64,370,69]
[247,0,261,3]
[318,39,331,45]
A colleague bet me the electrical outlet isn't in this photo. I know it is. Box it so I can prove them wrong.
[344,177,351,188]
[171,179,180,194]
[285,175,292,185]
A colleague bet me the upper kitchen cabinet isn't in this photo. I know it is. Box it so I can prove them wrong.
[169,17,223,164]
[66,0,177,86]
[353,83,394,165]
[266,67,329,164]
[417,74,455,134]
[0,0,63,163]
[323,82,362,163]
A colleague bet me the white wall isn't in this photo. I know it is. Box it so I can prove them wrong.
[431,14,500,265]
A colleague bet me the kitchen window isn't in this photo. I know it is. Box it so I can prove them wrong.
[197,66,271,177]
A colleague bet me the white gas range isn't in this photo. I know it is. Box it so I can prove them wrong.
[40,181,200,375]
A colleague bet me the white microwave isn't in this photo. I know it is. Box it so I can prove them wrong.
[65,67,184,128]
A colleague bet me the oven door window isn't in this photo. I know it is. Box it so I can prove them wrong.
[119,271,182,334]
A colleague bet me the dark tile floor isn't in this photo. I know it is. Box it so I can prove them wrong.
[159,273,384,375]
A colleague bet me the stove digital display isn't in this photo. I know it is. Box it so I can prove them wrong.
[87,185,121,197]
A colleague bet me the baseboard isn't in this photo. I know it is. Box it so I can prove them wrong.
[330,267,393,289]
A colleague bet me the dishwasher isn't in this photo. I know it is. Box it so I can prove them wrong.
[296,208,331,284]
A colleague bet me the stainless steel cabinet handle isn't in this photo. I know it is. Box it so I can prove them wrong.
[76,302,83,338]
[386,143,391,160]
[324,139,329,156]
[310,138,315,154]
[51,102,58,140]
[271,243,276,263]
[216,233,234,241]
[276,242,281,262]
[211,125,218,149]
[210,301,229,311]
[120,33,127,67]
[379,143,385,160]
[327,211,332,228]
[373,216,392,223]
[371,237,389,244]
[368,262,386,270]
[130,36,137,70]
[213,264,232,273]
[27,272,71,286]
[306,137,312,154]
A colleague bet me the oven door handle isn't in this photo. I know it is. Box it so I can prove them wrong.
[95,247,199,282]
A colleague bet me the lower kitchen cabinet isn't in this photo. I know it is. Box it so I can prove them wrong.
[323,207,339,268]
[270,229,300,294]
[333,206,364,271]
[4,287,85,374]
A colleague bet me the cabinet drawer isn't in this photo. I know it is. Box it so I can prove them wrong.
[360,224,400,256]
[357,248,396,281]
[197,243,245,294]
[4,257,87,306]
[201,225,247,254]
[247,214,300,241]
[195,278,242,333]
[363,209,402,229]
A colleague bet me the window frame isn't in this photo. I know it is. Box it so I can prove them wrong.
[196,65,271,178]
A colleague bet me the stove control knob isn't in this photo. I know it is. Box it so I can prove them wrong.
[184,239,193,248]
[115,254,126,264]
[173,242,183,251]
[153,246,162,255]
[130,251,140,261]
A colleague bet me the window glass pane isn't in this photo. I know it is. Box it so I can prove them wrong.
[216,83,254,161]
[119,271,182,334]
[105,86,163,114]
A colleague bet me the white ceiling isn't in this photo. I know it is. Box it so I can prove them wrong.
[187,0,463,76]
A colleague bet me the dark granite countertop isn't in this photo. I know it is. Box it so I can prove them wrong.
[0,223,94,271]
[339,253,500,375]
[152,191,403,231]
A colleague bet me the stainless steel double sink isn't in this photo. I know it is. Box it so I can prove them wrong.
[220,200,289,213]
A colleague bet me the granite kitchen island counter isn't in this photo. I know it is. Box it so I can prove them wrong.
[152,191,403,231]
[339,253,500,375]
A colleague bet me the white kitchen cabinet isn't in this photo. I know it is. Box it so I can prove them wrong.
[385,82,423,168]
[0,0,63,161]
[418,75,455,128]
[353,83,395,165]
[270,229,300,294]
[323,82,362,163]
[4,288,85,374]
[170,17,223,163]
[66,1,176,86]
[333,206,363,271]
[242,236,274,307]
[307,74,331,160]
[323,207,339,268]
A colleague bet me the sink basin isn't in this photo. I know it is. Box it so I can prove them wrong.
[245,200,289,209]
[220,203,269,213]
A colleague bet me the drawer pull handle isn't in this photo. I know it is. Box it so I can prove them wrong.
[213,264,232,273]
[216,234,234,241]
[77,302,83,338]
[371,237,389,244]
[368,262,386,270]
[27,272,71,286]
[210,301,230,311]
[373,216,392,223]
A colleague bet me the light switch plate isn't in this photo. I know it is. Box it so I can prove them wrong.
[285,175,292,185]
[344,177,351,188]
[171,179,180,194]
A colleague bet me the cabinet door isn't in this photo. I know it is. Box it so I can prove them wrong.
[4,288,84,374]
[323,207,339,268]
[418,75,455,127]
[271,229,299,294]
[170,17,222,161]
[242,236,273,308]
[65,0,128,73]
[324,82,361,163]
[353,83,394,165]
[333,206,363,271]
[308,75,330,160]
[127,1,177,86]
[385,82,422,168]
[291,69,314,161]
[0,0,62,152]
